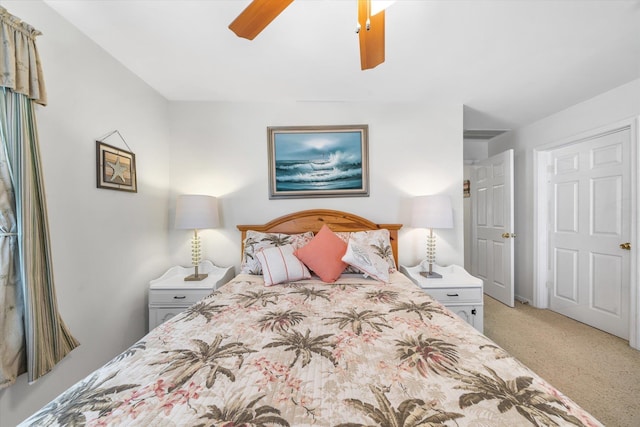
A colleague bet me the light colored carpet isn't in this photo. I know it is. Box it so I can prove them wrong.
[483,295,640,427]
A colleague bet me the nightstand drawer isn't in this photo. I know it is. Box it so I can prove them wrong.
[149,289,212,305]
[424,287,482,304]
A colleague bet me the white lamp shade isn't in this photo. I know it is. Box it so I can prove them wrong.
[175,195,220,230]
[411,195,454,229]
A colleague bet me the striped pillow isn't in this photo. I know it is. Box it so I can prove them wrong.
[255,244,311,286]
[241,230,314,275]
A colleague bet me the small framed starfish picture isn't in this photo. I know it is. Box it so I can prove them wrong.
[96,141,137,192]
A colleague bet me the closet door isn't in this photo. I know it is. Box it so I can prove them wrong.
[547,128,631,339]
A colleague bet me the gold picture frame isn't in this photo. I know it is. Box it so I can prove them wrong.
[267,124,369,199]
[96,141,137,192]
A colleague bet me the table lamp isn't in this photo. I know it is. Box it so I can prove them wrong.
[175,194,219,281]
[411,194,453,278]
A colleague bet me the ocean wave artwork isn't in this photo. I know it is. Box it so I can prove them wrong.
[276,152,362,190]
[273,131,364,192]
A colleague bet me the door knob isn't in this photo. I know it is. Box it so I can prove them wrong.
[620,242,631,250]
[502,232,516,239]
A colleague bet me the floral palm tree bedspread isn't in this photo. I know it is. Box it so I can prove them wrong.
[21,273,602,427]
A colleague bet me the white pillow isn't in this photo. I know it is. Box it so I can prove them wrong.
[349,229,397,272]
[341,239,390,282]
[255,244,311,286]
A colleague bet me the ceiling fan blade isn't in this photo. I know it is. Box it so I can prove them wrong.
[229,0,295,40]
[358,0,385,70]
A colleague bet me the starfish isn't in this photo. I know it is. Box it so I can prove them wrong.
[107,157,128,183]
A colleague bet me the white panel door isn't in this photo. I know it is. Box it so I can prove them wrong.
[471,150,514,307]
[548,129,630,339]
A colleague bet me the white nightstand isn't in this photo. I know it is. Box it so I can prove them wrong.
[148,260,234,331]
[400,263,484,333]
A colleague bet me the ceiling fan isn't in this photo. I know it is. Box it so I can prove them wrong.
[228,0,391,70]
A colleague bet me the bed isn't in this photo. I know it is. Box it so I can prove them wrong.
[21,210,602,426]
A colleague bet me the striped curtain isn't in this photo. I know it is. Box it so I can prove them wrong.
[0,88,22,389]
[0,8,78,389]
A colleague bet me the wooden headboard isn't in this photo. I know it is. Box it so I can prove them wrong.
[237,209,402,265]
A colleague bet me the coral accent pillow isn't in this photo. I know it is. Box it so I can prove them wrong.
[255,244,311,286]
[342,239,390,282]
[294,225,348,283]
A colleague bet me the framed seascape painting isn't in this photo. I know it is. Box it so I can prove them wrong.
[268,125,369,199]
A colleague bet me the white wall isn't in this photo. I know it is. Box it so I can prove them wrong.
[167,102,465,272]
[463,138,488,161]
[0,2,172,426]
[489,78,640,303]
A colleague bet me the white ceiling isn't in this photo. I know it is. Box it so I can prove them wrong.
[42,0,640,131]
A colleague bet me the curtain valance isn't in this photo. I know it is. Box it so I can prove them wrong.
[0,7,47,105]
